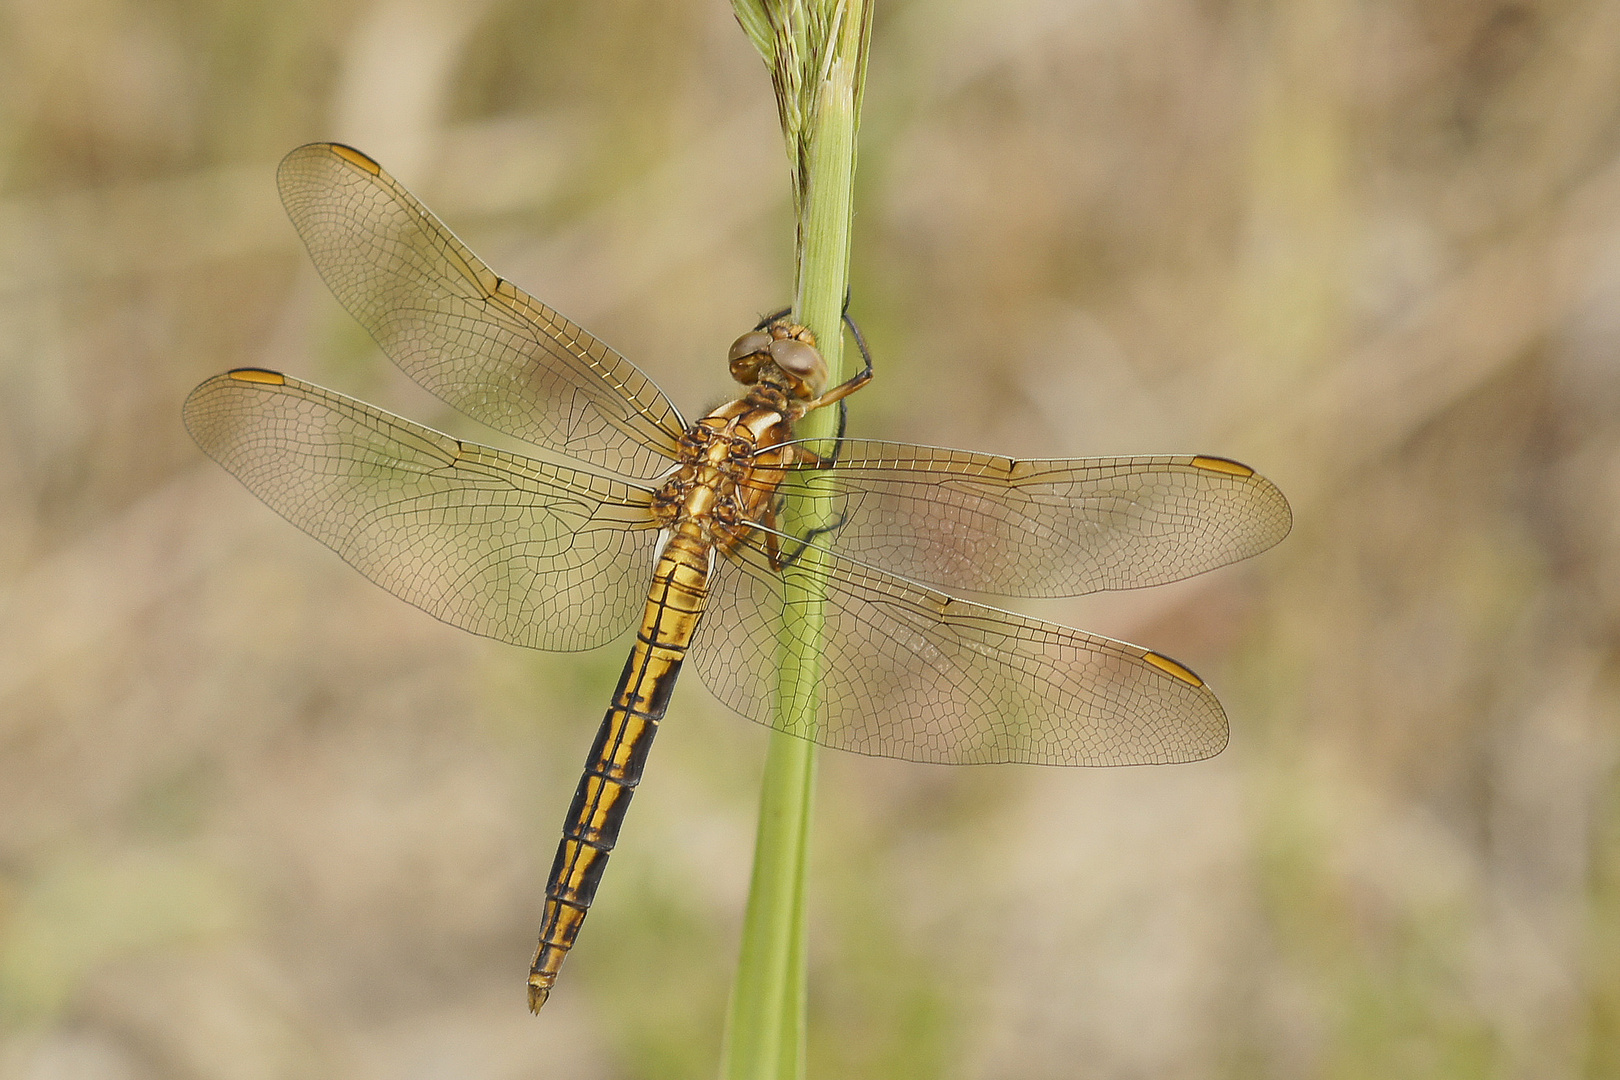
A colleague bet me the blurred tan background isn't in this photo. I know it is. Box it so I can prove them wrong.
[1,0,1618,1077]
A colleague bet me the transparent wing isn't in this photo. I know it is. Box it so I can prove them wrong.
[184,369,659,652]
[689,533,1227,766]
[277,142,686,481]
[755,442,1291,598]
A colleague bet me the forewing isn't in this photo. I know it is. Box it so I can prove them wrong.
[184,370,658,652]
[761,442,1290,597]
[277,142,686,480]
[689,534,1228,766]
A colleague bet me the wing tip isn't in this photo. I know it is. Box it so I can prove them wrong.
[278,142,385,195]
[1191,454,1295,552]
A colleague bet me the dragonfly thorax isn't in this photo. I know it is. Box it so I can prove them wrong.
[650,388,803,551]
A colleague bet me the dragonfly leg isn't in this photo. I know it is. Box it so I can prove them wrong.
[753,288,857,332]
[754,305,792,330]
[773,511,849,569]
[801,310,874,425]
[795,307,875,468]
[767,482,850,569]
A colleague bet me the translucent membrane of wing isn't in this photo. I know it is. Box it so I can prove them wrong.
[277,143,687,481]
[184,370,659,652]
[691,534,1228,766]
[759,442,1292,598]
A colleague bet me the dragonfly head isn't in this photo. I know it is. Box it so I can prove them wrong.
[728,322,828,400]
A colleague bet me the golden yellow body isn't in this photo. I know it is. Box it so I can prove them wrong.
[528,322,853,1012]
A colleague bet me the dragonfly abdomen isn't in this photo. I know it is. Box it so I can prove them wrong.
[528,530,715,1013]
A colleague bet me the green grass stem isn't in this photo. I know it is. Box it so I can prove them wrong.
[720,4,871,1079]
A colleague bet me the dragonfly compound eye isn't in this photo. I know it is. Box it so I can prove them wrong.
[728,330,773,385]
[768,337,828,397]
[728,331,772,364]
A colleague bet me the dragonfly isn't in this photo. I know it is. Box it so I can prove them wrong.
[184,142,1291,1013]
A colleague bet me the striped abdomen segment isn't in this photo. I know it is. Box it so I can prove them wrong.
[527,530,713,1013]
